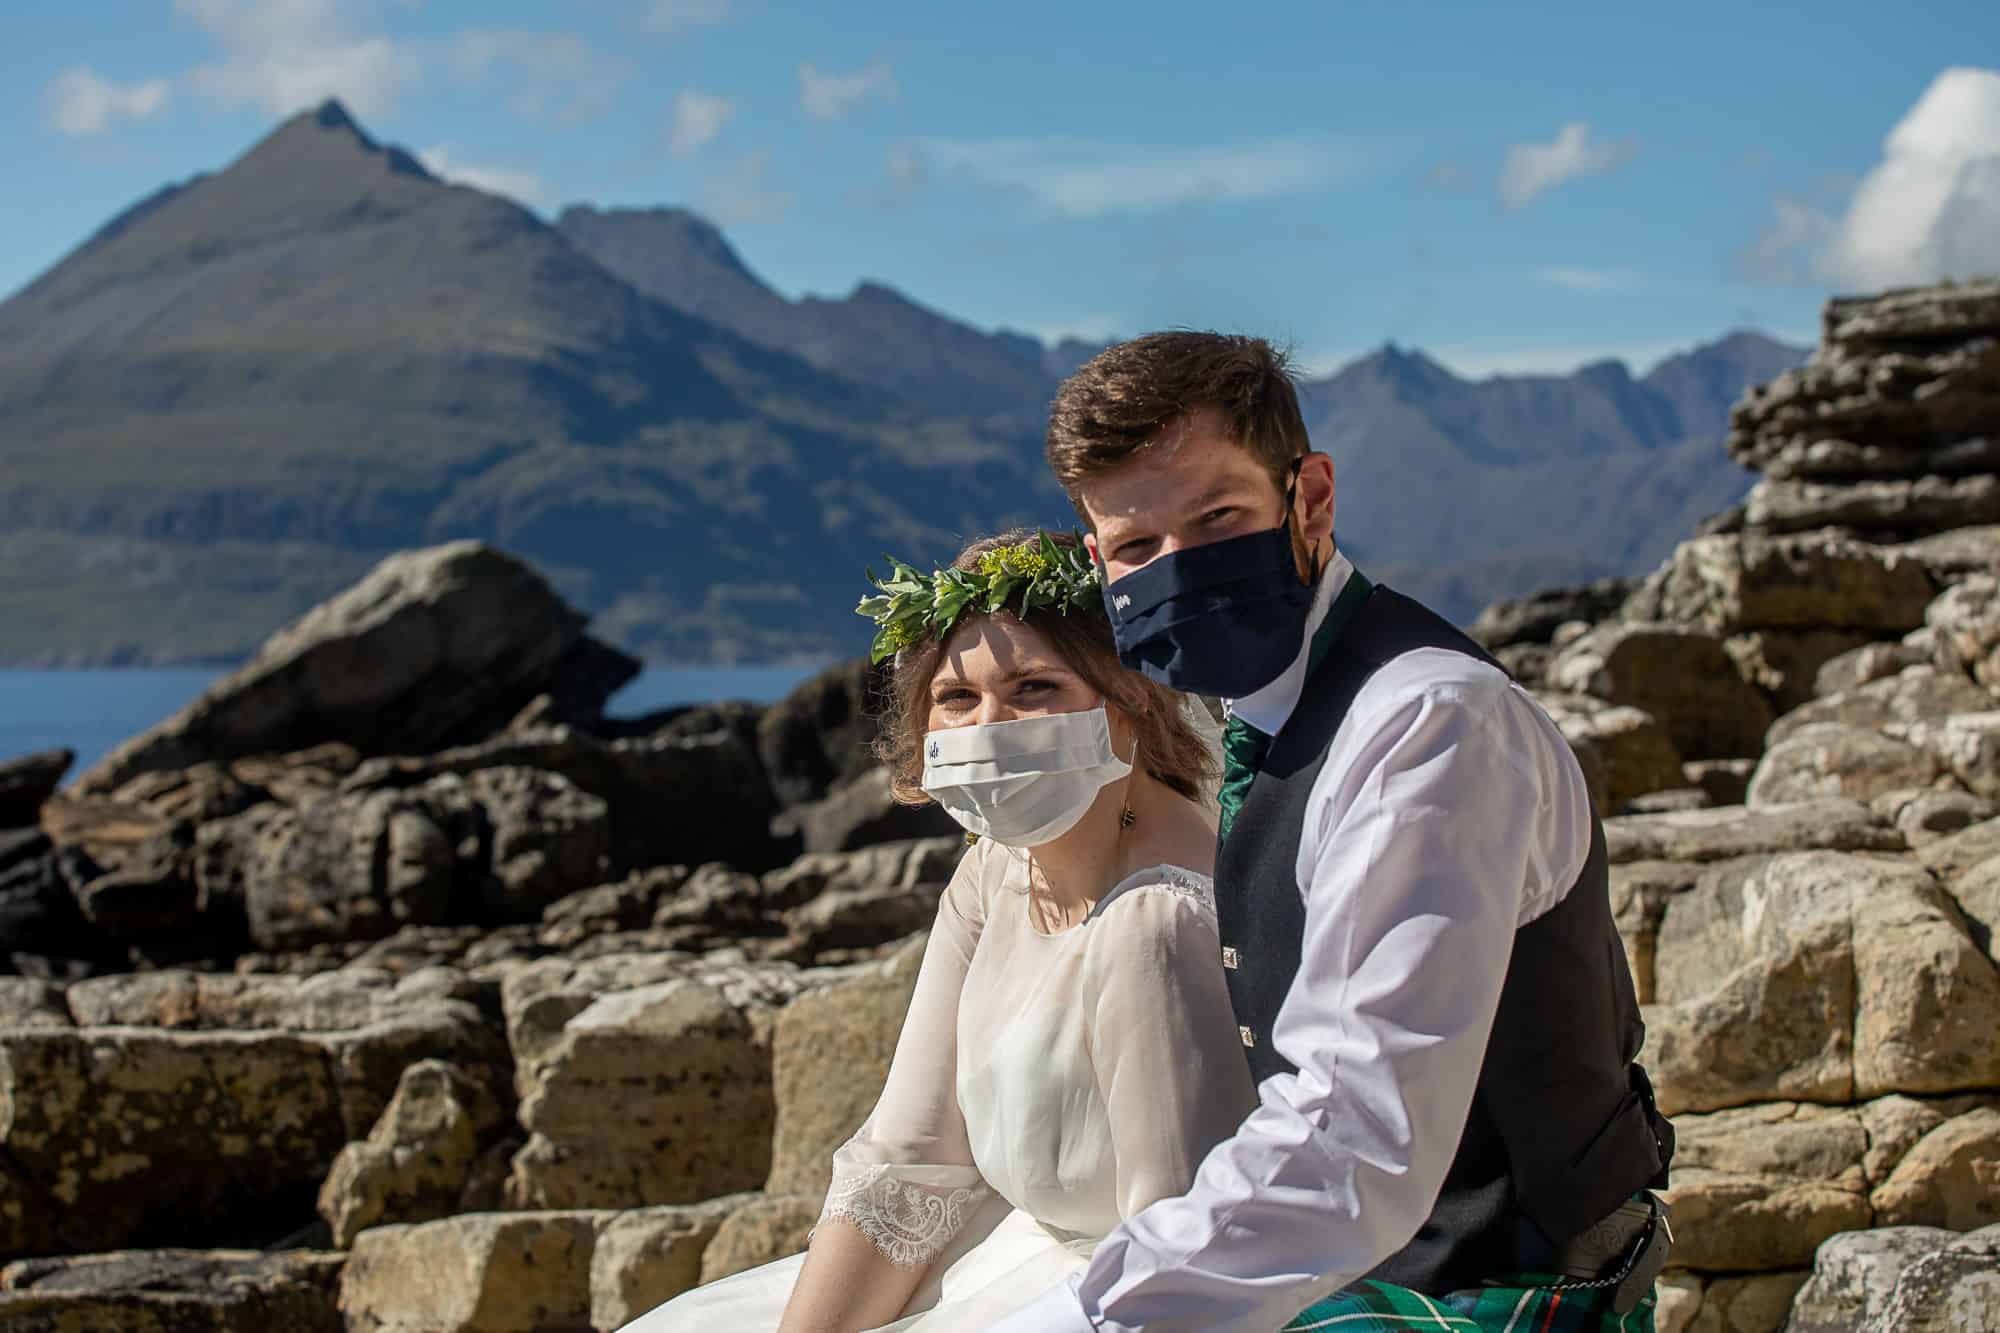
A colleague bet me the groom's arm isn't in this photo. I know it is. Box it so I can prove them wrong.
[989,669,1594,1333]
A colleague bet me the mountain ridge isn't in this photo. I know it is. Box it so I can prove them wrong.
[557,204,1067,420]
[0,100,1806,666]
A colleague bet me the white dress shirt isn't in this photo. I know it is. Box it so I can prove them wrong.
[987,551,1597,1333]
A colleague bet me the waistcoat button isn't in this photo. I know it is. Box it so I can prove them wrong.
[1239,1025,1256,1048]
[1222,946,1239,970]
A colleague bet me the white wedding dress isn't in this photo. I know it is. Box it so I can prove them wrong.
[620,834,1257,1331]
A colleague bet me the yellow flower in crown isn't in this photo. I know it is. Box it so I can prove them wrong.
[856,532,1101,664]
[978,545,1048,580]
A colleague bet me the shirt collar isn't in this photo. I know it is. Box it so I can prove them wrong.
[1225,547,1354,737]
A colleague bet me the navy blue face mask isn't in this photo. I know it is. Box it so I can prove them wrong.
[1099,483,1321,699]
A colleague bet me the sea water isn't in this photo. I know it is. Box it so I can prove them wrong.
[0,665,826,779]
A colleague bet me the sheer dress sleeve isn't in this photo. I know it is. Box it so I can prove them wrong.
[817,840,998,1267]
[1084,873,1259,1221]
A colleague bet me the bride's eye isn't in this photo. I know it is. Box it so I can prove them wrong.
[933,688,976,710]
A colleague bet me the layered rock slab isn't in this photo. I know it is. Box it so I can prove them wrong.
[1643,851,2000,1114]
[0,972,506,1259]
[0,1248,345,1332]
[505,978,774,1209]
[765,933,925,1197]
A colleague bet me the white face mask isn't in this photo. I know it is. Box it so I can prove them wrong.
[921,705,1134,848]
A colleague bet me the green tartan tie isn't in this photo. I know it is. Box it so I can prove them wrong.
[1212,565,1374,845]
[1217,715,1271,842]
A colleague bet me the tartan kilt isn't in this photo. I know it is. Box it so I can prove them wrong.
[1282,1277,1658,1332]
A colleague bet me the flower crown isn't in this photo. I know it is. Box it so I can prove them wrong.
[856,531,1104,664]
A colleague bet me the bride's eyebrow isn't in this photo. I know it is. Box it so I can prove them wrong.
[999,663,1070,681]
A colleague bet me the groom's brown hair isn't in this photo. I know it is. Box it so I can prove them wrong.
[1046,332,1311,517]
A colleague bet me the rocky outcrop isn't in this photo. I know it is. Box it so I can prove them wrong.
[1535,692,1685,815]
[1789,1222,2000,1331]
[697,1195,820,1284]
[756,658,888,806]
[0,749,71,829]
[0,971,506,1259]
[340,1212,605,1333]
[774,765,961,854]
[1467,577,1639,655]
[765,934,926,1197]
[74,544,638,795]
[1624,531,1937,639]
[341,721,781,880]
[8,281,1998,1333]
[0,1025,349,1257]
[1549,623,1773,760]
[318,1059,510,1248]
[503,975,777,1210]
[588,1197,747,1330]
[333,1195,800,1332]
[1643,851,2000,1115]
[0,826,98,971]
[0,1249,346,1331]
[1537,284,2000,1333]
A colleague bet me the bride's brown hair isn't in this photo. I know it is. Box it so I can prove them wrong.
[875,530,1219,806]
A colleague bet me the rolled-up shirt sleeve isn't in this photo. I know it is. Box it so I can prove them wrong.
[992,666,1592,1333]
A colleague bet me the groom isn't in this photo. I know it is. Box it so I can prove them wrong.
[988,333,1674,1332]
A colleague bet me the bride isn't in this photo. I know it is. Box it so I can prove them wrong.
[620,530,1255,1331]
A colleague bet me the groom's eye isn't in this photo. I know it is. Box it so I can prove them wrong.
[1111,537,1158,563]
[1202,506,1237,525]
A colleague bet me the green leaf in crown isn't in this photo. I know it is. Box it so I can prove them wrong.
[856,532,1103,664]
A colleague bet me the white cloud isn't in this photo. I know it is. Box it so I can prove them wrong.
[798,59,896,121]
[853,141,928,208]
[1815,66,2000,288]
[699,152,795,225]
[670,89,734,156]
[1425,160,1474,193]
[1743,190,1842,284]
[915,136,1359,218]
[417,144,550,208]
[175,0,416,118]
[42,68,171,136]
[449,30,628,125]
[641,0,732,37]
[1535,266,1643,292]
[885,142,927,187]
[1498,122,1638,209]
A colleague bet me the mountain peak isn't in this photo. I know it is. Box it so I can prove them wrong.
[846,279,914,307]
[557,205,762,286]
[1356,341,1458,392]
[311,98,362,136]
[239,98,434,185]
[8,96,456,312]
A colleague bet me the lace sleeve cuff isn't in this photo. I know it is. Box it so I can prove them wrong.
[818,1161,992,1267]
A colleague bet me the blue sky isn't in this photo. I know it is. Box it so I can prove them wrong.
[6,1,1998,376]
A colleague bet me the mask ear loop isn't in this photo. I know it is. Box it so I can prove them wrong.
[1282,454,1326,586]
